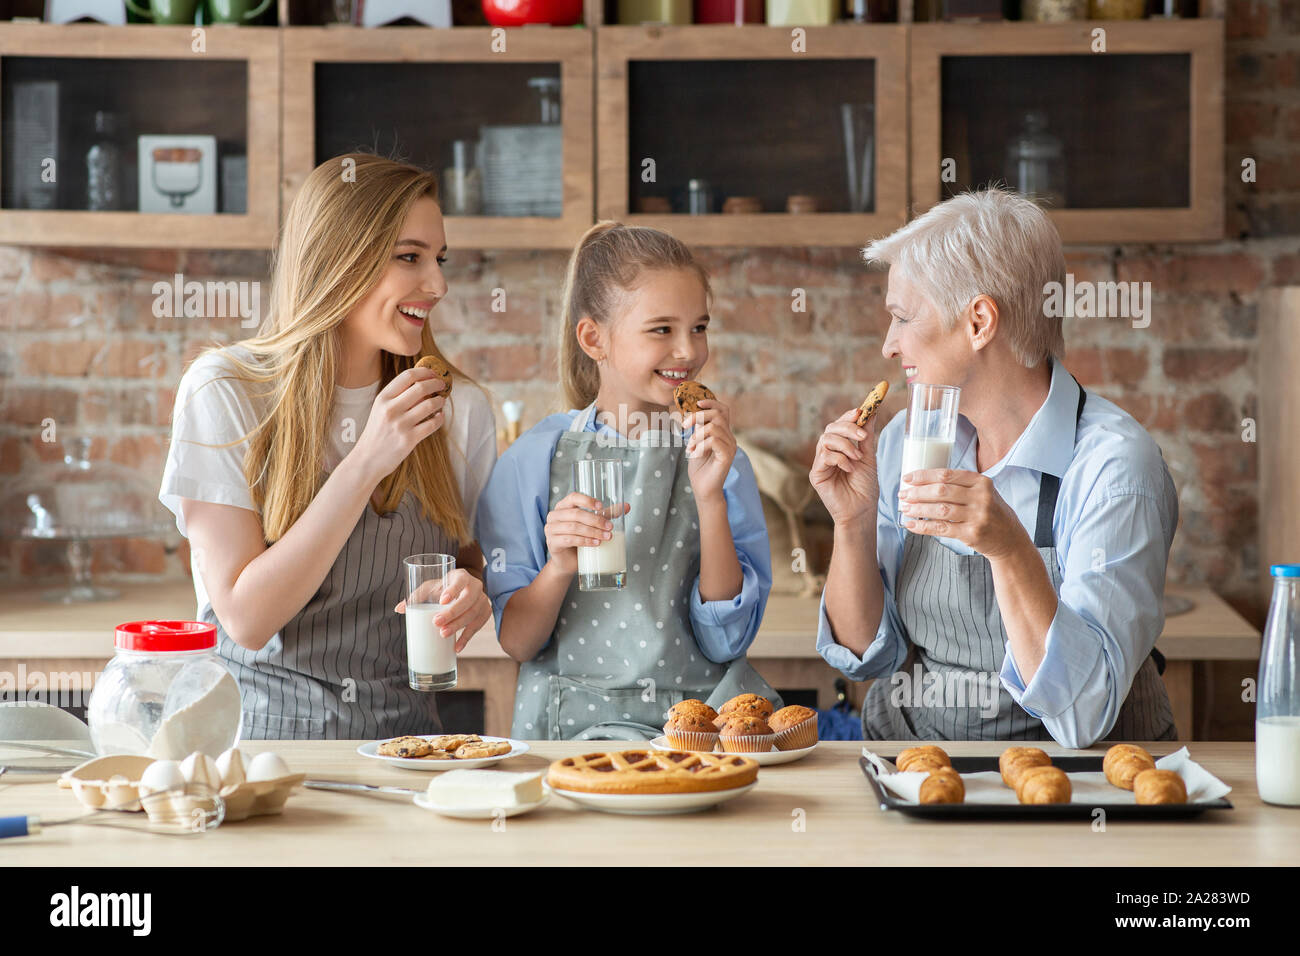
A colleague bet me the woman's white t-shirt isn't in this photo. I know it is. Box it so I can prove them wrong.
[158,345,498,618]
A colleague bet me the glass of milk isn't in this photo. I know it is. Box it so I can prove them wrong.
[574,458,626,591]
[900,383,961,527]
[1257,564,1300,806]
[403,553,458,692]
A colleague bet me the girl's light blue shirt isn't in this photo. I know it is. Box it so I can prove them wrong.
[475,409,772,664]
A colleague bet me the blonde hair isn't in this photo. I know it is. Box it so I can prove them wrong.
[189,152,477,544]
[557,221,712,410]
[863,187,1065,368]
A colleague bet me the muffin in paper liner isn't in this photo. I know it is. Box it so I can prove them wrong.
[773,715,818,751]
[663,729,721,753]
[719,732,776,754]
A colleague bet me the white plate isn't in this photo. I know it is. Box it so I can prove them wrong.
[649,735,817,766]
[546,781,757,815]
[412,791,549,819]
[357,736,529,771]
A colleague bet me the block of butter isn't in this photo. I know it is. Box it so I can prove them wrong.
[425,769,544,809]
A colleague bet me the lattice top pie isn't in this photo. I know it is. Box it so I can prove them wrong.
[546,750,759,795]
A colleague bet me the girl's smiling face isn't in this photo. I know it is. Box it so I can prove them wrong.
[338,196,448,385]
[579,267,711,428]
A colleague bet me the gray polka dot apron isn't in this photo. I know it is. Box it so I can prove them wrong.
[511,402,781,741]
[208,491,452,740]
[861,380,1177,742]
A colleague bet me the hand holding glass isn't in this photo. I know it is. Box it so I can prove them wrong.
[901,383,961,526]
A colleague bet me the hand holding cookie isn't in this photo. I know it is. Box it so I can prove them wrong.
[352,364,449,485]
[682,392,735,502]
[810,392,884,526]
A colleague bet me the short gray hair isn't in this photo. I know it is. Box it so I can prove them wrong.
[863,188,1065,368]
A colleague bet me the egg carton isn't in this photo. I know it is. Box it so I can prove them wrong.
[58,749,304,823]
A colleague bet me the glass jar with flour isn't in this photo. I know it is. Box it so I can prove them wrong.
[88,621,242,759]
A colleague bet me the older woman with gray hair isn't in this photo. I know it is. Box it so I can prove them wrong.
[810,187,1177,748]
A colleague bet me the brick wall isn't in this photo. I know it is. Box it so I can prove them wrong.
[2,2,1297,738]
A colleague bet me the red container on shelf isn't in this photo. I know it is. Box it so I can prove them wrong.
[481,0,584,26]
[694,0,763,21]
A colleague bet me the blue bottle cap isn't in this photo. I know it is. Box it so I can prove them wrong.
[1270,564,1300,577]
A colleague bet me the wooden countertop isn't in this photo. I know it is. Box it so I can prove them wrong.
[0,580,1261,662]
[0,740,1291,866]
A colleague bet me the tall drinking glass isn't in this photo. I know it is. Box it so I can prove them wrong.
[404,553,457,691]
[574,458,626,591]
[901,383,961,504]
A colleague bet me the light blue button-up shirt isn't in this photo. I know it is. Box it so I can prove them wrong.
[475,408,772,664]
[816,358,1179,748]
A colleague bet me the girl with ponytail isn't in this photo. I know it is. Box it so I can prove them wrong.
[476,221,778,741]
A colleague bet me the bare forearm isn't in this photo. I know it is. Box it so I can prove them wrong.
[497,560,573,662]
[696,493,742,602]
[226,455,377,647]
[823,517,884,657]
[990,536,1058,684]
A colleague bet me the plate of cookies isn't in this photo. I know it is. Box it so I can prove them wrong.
[859,743,1233,819]
[654,696,819,765]
[545,749,759,815]
[358,734,528,771]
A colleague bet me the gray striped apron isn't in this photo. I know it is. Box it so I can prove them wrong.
[861,380,1177,742]
[208,491,452,740]
[510,402,781,741]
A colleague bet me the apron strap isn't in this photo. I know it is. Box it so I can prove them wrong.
[1032,372,1087,549]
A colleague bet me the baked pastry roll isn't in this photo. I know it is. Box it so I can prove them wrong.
[999,746,1051,788]
[896,745,951,773]
[1133,768,1187,805]
[918,766,965,805]
[1015,765,1072,804]
[1103,744,1156,790]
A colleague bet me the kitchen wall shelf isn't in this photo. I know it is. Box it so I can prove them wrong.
[596,24,909,246]
[910,19,1224,243]
[0,23,280,248]
[282,26,594,249]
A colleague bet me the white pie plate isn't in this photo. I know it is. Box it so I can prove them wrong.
[357,735,529,771]
[649,735,817,766]
[546,781,757,815]
[413,790,550,819]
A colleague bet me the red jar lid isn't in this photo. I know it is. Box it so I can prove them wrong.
[115,620,217,652]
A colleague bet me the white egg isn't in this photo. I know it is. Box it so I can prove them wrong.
[140,760,185,794]
[246,751,290,782]
[179,751,221,789]
[215,748,246,788]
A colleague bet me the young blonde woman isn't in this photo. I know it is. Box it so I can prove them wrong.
[158,154,497,740]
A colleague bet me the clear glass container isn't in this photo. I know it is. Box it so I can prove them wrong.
[0,435,176,602]
[1005,109,1066,209]
[88,621,242,760]
[442,139,482,217]
[1257,565,1300,806]
[1020,0,1085,20]
[86,109,123,211]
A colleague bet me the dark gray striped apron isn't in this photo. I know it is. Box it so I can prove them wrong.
[208,491,451,740]
[861,380,1177,742]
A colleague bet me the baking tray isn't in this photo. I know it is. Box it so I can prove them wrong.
[859,755,1234,820]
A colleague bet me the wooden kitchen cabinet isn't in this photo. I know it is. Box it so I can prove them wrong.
[910,18,1224,243]
[595,24,909,246]
[0,23,280,248]
[281,26,594,250]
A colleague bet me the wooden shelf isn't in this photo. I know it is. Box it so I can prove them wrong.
[596,24,909,246]
[910,19,1224,243]
[0,23,280,248]
[281,25,594,250]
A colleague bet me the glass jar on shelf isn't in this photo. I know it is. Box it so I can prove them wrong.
[1004,109,1066,209]
[1089,0,1144,18]
[1020,0,1085,20]
[86,110,123,212]
[441,140,482,217]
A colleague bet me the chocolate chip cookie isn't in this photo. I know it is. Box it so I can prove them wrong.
[672,380,715,417]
